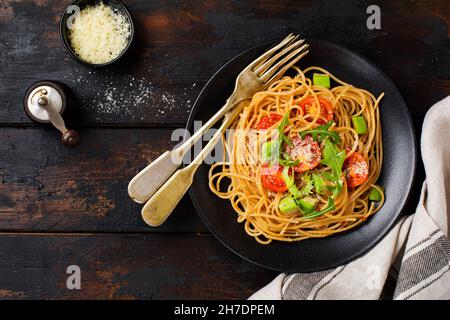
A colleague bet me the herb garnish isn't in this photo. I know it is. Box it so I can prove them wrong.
[300,121,340,143]
[303,198,336,219]
[320,138,346,197]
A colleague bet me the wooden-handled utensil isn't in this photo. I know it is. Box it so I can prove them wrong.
[141,110,239,226]
[128,34,309,204]
[130,34,309,226]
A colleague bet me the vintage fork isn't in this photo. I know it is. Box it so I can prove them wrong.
[128,34,308,205]
[137,35,310,227]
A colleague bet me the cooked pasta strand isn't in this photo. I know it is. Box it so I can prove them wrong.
[209,67,384,244]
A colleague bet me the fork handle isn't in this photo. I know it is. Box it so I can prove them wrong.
[128,150,183,203]
[141,111,239,227]
[128,95,240,204]
[140,166,195,227]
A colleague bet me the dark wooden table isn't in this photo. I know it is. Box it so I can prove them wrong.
[0,0,448,299]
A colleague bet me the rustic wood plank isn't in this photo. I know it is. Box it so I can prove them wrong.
[0,0,448,126]
[0,233,276,299]
[0,126,207,233]
[0,0,447,301]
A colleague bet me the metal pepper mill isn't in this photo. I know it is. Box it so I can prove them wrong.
[24,81,80,148]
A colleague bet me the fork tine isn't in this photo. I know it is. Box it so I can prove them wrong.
[268,49,309,84]
[246,34,297,71]
[251,35,299,71]
[254,39,305,77]
[260,44,309,83]
[263,47,309,84]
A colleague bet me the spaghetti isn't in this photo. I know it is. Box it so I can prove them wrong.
[209,66,385,244]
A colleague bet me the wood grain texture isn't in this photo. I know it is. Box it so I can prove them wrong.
[0,0,448,300]
[0,0,448,126]
[0,233,276,299]
[0,126,207,232]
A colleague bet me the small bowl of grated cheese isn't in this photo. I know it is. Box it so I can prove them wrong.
[60,0,134,67]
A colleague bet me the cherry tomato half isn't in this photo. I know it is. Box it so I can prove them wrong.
[285,135,322,173]
[256,113,283,130]
[300,97,333,125]
[260,163,287,193]
[344,150,369,188]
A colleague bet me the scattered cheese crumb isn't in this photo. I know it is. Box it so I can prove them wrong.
[68,2,131,64]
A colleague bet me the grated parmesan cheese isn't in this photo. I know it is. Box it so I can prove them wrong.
[68,2,131,64]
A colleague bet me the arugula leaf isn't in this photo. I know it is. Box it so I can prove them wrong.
[312,173,327,194]
[267,112,292,165]
[300,129,341,143]
[281,168,335,217]
[279,158,300,167]
[279,113,294,148]
[321,139,346,178]
[316,121,333,132]
[300,121,340,143]
[330,180,344,197]
[281,169,313,200]
[304,198,335,219]
[281,167,302,199]
[278,112,290,135]
[319,171,343,197]
[300,129,340,143]
[278,152,299,167]
[299,173,314,198]
[322,171,334,181]
[282,135,293,147]
[320,138,346,196]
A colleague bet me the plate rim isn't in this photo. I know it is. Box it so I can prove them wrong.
[186,39,417,272]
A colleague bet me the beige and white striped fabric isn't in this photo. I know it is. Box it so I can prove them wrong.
[250,96,450,300]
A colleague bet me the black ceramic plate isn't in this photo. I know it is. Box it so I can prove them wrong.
[187,40,416,272]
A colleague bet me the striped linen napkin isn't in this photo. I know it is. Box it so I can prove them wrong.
[250,96,450,300]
